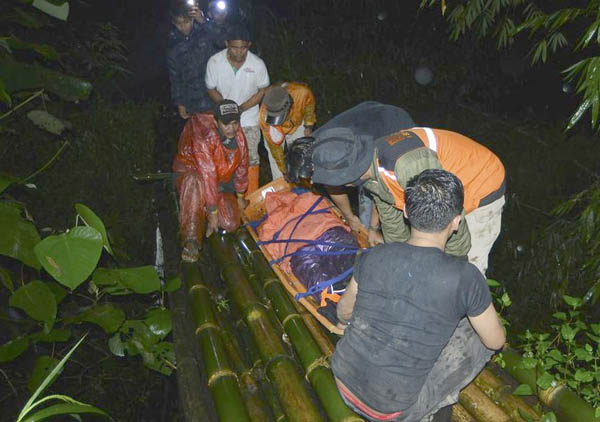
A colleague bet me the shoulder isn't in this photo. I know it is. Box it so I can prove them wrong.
[208,49,227,63]
[246,52,267,69]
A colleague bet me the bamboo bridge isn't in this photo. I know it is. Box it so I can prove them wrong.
[169,229,599,422]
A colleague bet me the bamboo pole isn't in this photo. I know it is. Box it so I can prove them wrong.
[183,262,251,422]
[451,404,477,422]
[458,383,511,422]
[208,234,323,422]
[235,230,364,422]
[474,368,540,421]
[502,348,600,422]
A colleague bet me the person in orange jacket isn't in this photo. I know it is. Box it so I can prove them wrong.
[259,82,316,180]
[172,99,248,262]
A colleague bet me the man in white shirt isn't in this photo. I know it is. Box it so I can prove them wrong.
[206,24,270,195]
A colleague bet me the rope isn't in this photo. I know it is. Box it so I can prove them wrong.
[304,355,330,382]
[295,267,354,301]
[281,312,301,328]
[195,322,219,335]
[207,369,237,387]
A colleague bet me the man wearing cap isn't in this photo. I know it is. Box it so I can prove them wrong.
[205,24,270,195]
[331,169,505,422]
[287,102,506,275]
[259,82,316,180]
[172,99,248,262]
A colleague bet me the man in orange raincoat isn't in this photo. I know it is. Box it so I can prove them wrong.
[259,82,316,181]
[173,99,248,262]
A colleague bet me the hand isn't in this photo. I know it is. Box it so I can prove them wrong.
[346,214,366,233]
[178,105,189,119]
[304,126,313,137]
[368,228,384,246]
[237,196,247,211]
[189,7,205,23]
[206,211,219,237]
[336,321,348,333]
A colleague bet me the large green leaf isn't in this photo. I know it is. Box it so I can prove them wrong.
[108,320,160,357]
[21,402,110,422]
[0,58,92,102]
[45,281,67,304]
[93,266,160,295]
[144,308,172,340]
[29,328,71,343]
[75,203,114,256]
[5,37,60,61]
[0,201,41,269]
[77,303,125,334]
[0,336,29,362]
[9,280,56,331]
[0,78,11,106]
[27,356,60,393]
[31,0,70,21]
[164,276,181,292]
[142,342,175,376]
[34,226,103,290]
[0,268,14,292]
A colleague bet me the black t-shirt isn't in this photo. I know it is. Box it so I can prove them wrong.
[331,242,491,413]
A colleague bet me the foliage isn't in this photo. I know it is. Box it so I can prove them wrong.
[422,0,600,130]
[513,295,600,416]
[16,335,112,422]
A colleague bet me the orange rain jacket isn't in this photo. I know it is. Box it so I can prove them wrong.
[259,82,316,174]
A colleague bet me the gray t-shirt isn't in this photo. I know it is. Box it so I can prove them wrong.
[313,101,416,141]
[331,242,491,413]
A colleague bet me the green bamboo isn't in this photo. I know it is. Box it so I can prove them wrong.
[473,368,540,421]
[183,262,251,422]
[208,234,323,422]
[458,383,511,422]
[502,348,600,422]
[235,230,364,422]
[213,300,275,422]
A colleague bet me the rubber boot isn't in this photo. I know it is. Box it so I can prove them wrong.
[246,165,260,196]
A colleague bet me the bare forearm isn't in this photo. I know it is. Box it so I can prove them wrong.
[240,88,266,112]
[207,89,223,104]
[328,190,353,219]
[369,203,379,229]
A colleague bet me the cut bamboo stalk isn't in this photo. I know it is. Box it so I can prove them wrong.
[502,348,600,422]
[458,383,511,422]
[183,262,251,422]
[451,404,477,422]
[474,368,540,421]
[208,234,323,422]
[235,230,364,422]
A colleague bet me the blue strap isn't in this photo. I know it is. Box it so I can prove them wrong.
[257,238,358,248]
[295,267,354,301]
[247,214,268,231]
[269,248,358,265]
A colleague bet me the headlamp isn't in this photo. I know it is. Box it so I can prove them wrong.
[216,1,226,10]
[187,0,196,6]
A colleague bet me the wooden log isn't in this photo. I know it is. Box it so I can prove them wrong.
[458,383,511,422]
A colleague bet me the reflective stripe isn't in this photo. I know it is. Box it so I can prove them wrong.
[412,127,437,152]
[378,167,397,181]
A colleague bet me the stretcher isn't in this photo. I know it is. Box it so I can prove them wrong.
[242,178,369,335]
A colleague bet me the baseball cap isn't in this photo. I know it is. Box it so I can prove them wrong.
[214,100,240,124]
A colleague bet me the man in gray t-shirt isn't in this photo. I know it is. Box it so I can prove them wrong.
[331,169,505,422]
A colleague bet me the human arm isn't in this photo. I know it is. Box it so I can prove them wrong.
[190,123,219,217]
[367,203,384,246]
[239,87,267,113]
[468,303,506,350]
[166,46,186,115]
[326,186,364,232]
[302,86,316,136]
[207,88,223,104]
[336,277,358,332]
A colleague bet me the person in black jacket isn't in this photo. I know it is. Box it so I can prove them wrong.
[166,2,219,119]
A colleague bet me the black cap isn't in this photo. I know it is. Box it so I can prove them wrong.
[214,99,240,124]
[311,133,374,186]
[264,86,292,125]
[226,24,250,41]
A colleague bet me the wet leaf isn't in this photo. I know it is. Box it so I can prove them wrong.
[144,308,172,339]
[142,342,175,375]
[27,355,60,393]
[0,268,14,292]
[9,280,56,331]
[0,336,29,362]
[0,201,41,269]
[34,226,103,290]
[513,383,534,396]
[75,203,114,256]
[93,266,160,295]
[536,372,555,390]
[164,276,181,292]
[77,303,125,334]
[29,328,71,343]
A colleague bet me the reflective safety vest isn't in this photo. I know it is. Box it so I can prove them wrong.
[375,128,505,213]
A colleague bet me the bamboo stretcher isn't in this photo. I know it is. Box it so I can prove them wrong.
[242,178,368,335]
